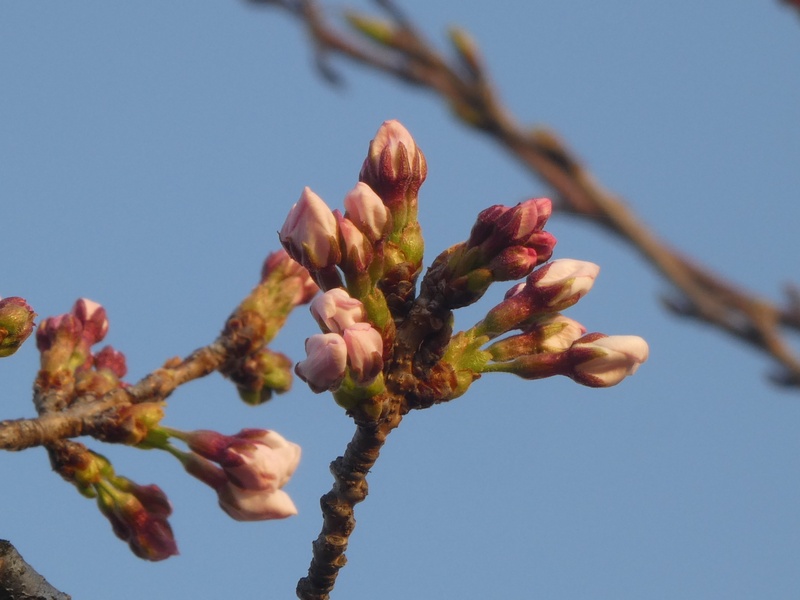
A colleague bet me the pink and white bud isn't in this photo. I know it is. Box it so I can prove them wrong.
[342,322,384,385]
[310,288,365,334]
[295,332,348,393]
[567,333,649,387]
[279,187,341,271]
[218,485,298,521]
[218,429,301,492]
[72,298,109,344]
[344,182,390,242]
[526,259,600,312]
[0,297,36,358]
[335,210,372,273]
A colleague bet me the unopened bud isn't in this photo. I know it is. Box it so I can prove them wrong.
[0,297,36,357]
[279,187,341,272]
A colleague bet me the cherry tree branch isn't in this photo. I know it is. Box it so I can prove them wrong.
[245,0,800,386]
[0,540,70,600]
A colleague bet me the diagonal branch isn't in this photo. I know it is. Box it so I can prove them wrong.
[245,0,800,386]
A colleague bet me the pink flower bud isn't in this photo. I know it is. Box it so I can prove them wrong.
[279,187,341,272]
[218,485,298,521]
[295,333,348,393]
[72,298,109,344]
[526,259,599,312]
[0,297,36,357]
[310,288,365,334]
[567,334,649,387]
[359,120,427,209]
[218,429,301,492]
[343,182,390,242]
[335,210,373,273]
[342,322,384,386]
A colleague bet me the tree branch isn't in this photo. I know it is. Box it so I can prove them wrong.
[0,540,70,600]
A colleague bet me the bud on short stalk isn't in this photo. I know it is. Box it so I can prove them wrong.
[279,187,341,272]
[566,333,649,387]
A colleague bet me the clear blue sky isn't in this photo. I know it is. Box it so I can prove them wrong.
[2,2,800,598]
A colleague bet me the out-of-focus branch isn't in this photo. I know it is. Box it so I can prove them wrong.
[0,540,71,600]
[0,342,227,451]
[246,0,800,386]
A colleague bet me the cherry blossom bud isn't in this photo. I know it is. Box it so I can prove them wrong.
[179,430,301,522]
[567,333,649,387]
[359,120,427,222]
[344,182,390,242]
[0,297,36,357]
[218,485,298,521]
[94,345,127,378]
[295,333,348,393]
[487,246,540,281]
[342,322,384,385]
[310,288,365,334]
[72,298,109,344]
[526,259,600,312]
[467,198,554,258]
[279,187,341,272]
[335,210,373,273]
[217,429,301,492]
[96,479,178,561]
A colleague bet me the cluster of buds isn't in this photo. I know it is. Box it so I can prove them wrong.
[35,298,128,404]
[0,296,36,357]
[440,258,649,391]
[222,249,319,405]
[50,443,177,561]
[168,428,301,521]
[434,198,558,308]
[280,120,426,328]
[279,119,649,412]
[295,289,385,397]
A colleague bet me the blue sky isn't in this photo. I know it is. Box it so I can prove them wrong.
[2,2,800,598]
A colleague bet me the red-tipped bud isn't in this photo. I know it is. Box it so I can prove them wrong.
[96,479,178,561]
[72,298,109,344]
[359,120,427,212]
[94,345,127,378]
[0,297,36,357]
